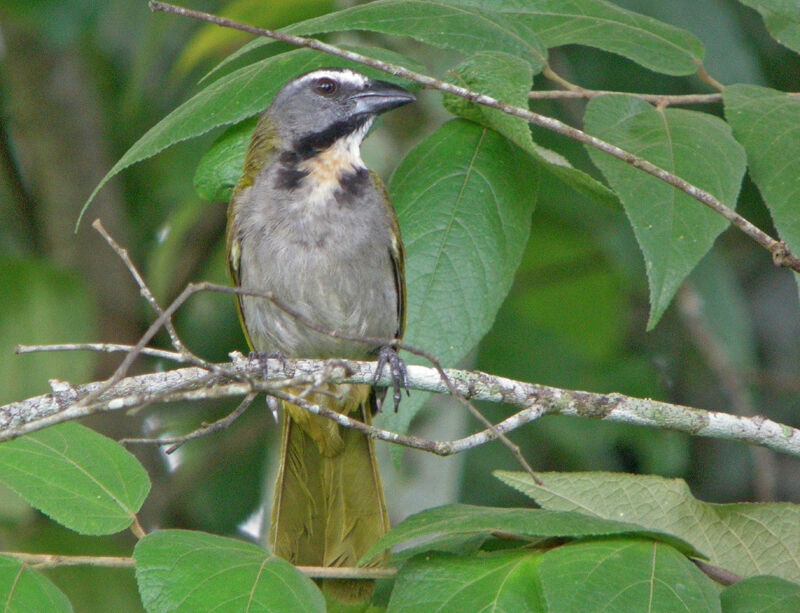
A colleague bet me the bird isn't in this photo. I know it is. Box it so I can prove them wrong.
[225,67,414,602]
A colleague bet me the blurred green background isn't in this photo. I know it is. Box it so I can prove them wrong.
[1,1,799,610]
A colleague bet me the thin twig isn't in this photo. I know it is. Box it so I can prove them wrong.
[529,89,724,105]
[295,565,397,579]
[16,342,184,363]
[0,551,397,579]
[0,552,136,569]
[92,219,199,363]
[121,392,257,453]
[147,0,800,273]
[124,280,542,483]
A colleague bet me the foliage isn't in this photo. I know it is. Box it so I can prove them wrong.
[3,0,800,611]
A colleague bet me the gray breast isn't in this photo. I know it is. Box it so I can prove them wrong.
[236,165,399,360]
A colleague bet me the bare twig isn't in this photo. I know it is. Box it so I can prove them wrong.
[0,552,135,569]
[0,551,397,579]
[92,219,202,365]
[121,392,257,453]
[147,0,800,273]
[529,89,725,105]
[295,565,397,579]
[16,342,184,363]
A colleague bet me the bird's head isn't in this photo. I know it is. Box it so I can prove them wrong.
[267,68,415,159]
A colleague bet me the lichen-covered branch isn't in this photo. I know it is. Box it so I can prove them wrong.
[2,354,799,458]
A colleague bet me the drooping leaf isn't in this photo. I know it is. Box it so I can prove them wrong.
[439,0,705,75]
[539,538,720,613]
[721,575,800,613]
[360,503,701,564]
[205,0,547,82]
[583,95,746,328]
[443,50,619,208]
[723,85,800,295]
[0,423,150,535]
[378,119,539,436]
[81,46,420,225]
[134,530,324,613]
[286,0,547,73]
[0,556,73,613]
[387,551,545,613]
[496,471,800,584]
[735,0,800,54]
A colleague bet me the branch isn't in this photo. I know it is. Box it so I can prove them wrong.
[0,551,396,579]
[3,355,800,459]
[147,0,800,273]
[0,552,135,569]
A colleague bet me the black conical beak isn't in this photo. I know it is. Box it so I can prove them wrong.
[350,79,415,116]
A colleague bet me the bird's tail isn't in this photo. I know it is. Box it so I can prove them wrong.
[269,383,390,603]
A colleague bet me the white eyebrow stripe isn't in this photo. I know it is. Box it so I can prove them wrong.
[295,69,369,88]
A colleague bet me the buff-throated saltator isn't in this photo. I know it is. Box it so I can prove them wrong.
[226,68,414,602]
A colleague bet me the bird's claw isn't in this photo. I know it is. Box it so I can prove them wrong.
[374,346,409,412]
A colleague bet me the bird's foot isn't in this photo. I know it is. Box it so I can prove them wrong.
[374,345,410,412]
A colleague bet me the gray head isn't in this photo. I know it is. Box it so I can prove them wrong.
[267,68,415,159]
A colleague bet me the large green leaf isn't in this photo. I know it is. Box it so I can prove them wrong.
[721,575,800,613]
[723,85,800,295]
[81,46,419,224]
[443,50,618,209]
[440,0,704,75]
[496,471,800,584]
[134,530,324,613]
[378,119,538,436]
[539,538,720,613]
[0,258,95,406]
[211,0,548,83]
[0,556,72,613]
[583,95,746,328]
[361,503,700,564]
[287,0,547,72]
[0,423,150,535]
[387,551,544,612]
[735,0,800,54]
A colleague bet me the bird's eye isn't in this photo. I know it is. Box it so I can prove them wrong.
[314,77,338,96]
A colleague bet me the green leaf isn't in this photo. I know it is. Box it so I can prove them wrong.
[81,46,420,226]
[0,423,150,535]
[387,551,545,612]
[583,95,746,328]
[360,503,701,564]
[539,538,720,613]
[0,555,73,613]
[286,0,547,73]
[723,85,800,296]
[439,0,705,75]
[134,530,324,613]
[378,119,539,436]
[0,258,95,406]
[735,0,800,54]
[443,50,618,208]
[194,116,258,202]
[721,575,800,613]
[496,471,800,584]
